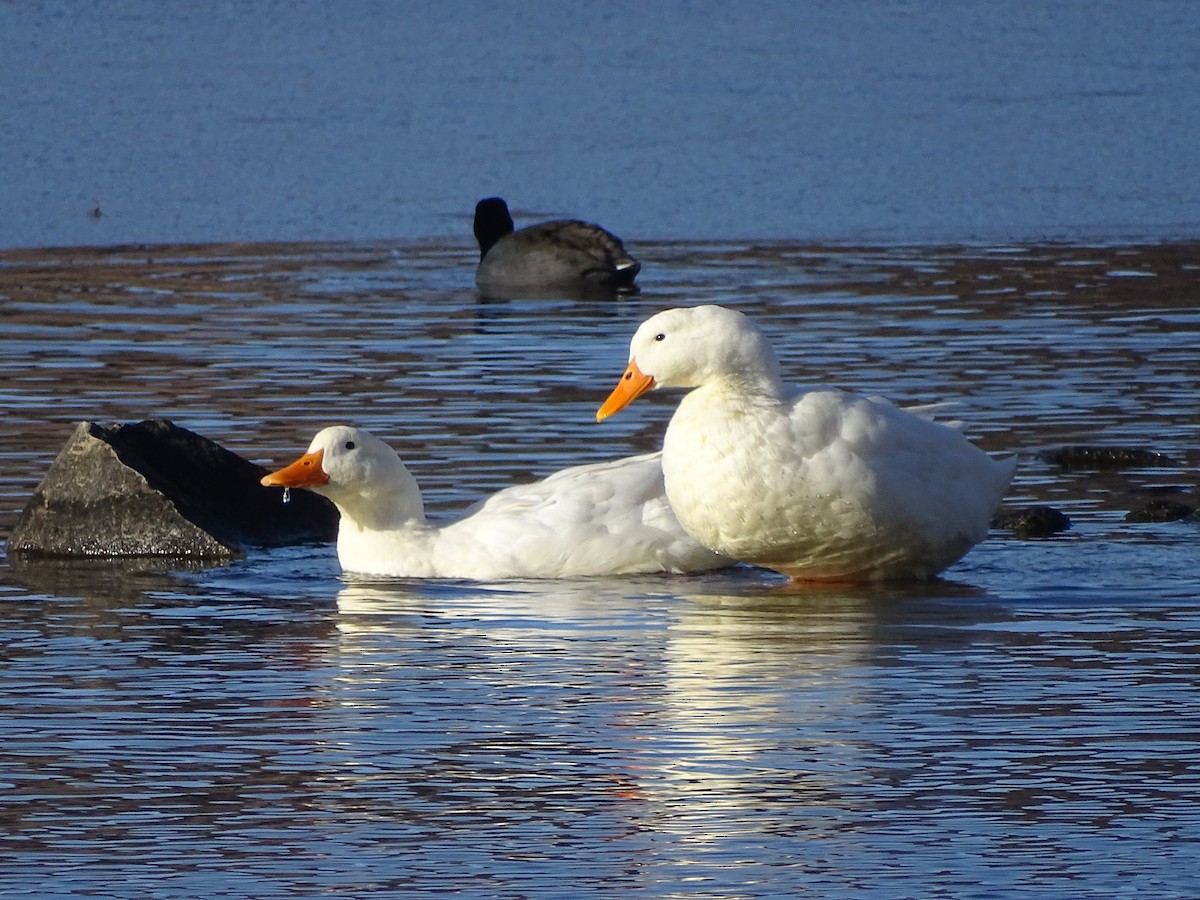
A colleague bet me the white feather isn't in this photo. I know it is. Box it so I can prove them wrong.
[602,305,1017,582]
[268,426,731,580]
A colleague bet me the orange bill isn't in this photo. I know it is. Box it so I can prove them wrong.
[260,449,329,488]
[596,360,655,422]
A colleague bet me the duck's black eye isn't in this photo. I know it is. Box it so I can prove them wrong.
[345,441,356,450]
[654,333,666,342]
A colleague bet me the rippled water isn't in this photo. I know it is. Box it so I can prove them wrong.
[1,241,1198,896]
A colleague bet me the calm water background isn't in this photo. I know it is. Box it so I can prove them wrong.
[2,1,1200,897]
[3,0,1200,248]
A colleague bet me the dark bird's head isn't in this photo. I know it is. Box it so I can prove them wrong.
[473,197,515,258]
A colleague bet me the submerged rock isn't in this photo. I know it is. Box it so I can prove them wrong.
[1042,445,1177,470]
[8,419,337,559]
[992,505,1072,538]
[1124,499,1198,523]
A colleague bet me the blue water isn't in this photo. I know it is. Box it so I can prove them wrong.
[3,0,1199,249]
[2,240,1198,897]
[2,2,1200,896]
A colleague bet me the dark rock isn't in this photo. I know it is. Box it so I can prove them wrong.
[7,419,337,559]
[1042,445,1177,470]
[992,505,1072,538]
[1124,499,1198,523]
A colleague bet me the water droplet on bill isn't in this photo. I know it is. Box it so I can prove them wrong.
[282,487,291,504]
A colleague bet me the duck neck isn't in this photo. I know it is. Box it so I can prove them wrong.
[709,370,786,404]
[707,331,787,401]
[330,470,427,534]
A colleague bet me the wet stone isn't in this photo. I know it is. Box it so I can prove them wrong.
[1042,445,1178,470]
[7,419,337,559]
[1124,499,1199,523]
[992,505,1072,539]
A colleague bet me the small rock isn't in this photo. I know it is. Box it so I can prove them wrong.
[8,419,337,559]
[992,505,1072,538]
[1042,446,1177,470]
[1124,499,1198,523]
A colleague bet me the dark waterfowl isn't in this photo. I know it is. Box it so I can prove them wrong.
[473,197,640,293]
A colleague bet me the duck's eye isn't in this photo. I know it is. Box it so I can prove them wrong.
[345,441,356,450]
[654,333,666,342]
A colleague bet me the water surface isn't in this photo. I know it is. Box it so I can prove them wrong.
[3,0,1200,248]
[1,240,1198,896]
[4,2,1200,893]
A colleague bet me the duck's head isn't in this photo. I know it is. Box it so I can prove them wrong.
[261,426,422,522]
[473,197,516,258]
[596,305,782,422]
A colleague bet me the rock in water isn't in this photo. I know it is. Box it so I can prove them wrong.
[1042,445,1177,470]
[1124,499,1197,523]
[8,419,338,558]
[991,505,1072,538]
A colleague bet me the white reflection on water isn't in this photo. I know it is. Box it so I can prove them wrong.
[321,570,1200,895]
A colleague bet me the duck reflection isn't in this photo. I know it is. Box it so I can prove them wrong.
[317,572,993,853]
[330,573,702,647]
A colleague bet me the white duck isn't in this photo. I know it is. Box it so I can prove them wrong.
[596,305,1017,583]
[260,425,730,580]
[473,197,641,293]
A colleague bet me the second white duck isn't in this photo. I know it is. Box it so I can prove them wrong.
[261,425,730,580]
[596,305,1017,583]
